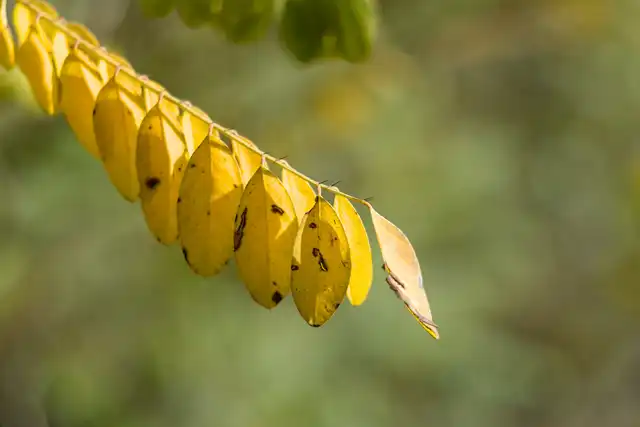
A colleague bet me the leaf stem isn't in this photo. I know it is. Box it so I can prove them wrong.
[18,0,368,206]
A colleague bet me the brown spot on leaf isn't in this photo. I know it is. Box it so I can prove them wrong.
[310,323,321,328]
[334,302,341,310]
[177,197,182,203]
[291,265,299,271]
[319,256,328,272]
[145,177,160,190]
[182,247,190,265]
[312,248,328,271]
[206,210,211,216]
[271,291,283,305]
[234,207,247,251]
[309,222,317,229]
[270,204,284,215]
[190,163,196,168]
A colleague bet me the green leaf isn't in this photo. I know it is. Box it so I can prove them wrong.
[218,0,276,44]
[335,0,376,63]
[176,0,221,29]
[279,0,339,63]
[139,0,175,18]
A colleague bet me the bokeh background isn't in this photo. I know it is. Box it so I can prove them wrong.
[1,0,640,426]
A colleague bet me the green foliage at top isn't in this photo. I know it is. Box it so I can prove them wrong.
[140,0,377,63]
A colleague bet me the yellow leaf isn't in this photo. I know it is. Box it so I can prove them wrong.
[65,21,100,46]
[13,0,58,47]
[111,69,150,110]
[178,129,243,276]
[281,161,316,221]
[136,98,189,244]
[231,134,262,186]
[0,0,7,27]
[234,165,298,308]
[334,193,372,306]
[0,0,15,70]
[369,205,439,339]
[93,76,147,202]
[0,25,14,71]
[281,161,316,264]
[50,30,70,75]
[292,196,351,327]
[141,78,164,111]
[43,21,103,83]
[105,51,134,81]
[179,104,211,155]
[59,50,107,159]
[16,24,56,115]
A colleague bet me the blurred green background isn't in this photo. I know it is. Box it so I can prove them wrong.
[1,0,640,426]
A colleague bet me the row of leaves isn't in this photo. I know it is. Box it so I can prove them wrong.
[141,0,378,64]
[0,0,438,337]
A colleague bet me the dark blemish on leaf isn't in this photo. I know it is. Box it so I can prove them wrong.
[270,204,284,215]
[145,177,161,190]
[177,197,182,203]
[312,248,328,271]
[334,302,341,310]
[178,166,182,172]
[319,255,328,272]
[234,207,247,251]
[291,265,299,271]
[234,184,239,189]
[314,196,319,202]
[342,260,351,268]
[310,323,321,328]
[92,107,97,116]
[309,222,317,229]
[148,124,152,130]
[190,163,196,168]
[206,210,211,216]
[271,291,283,305]
[182,247,190,265]
[272,281,278,286]
[234,213,238,222]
